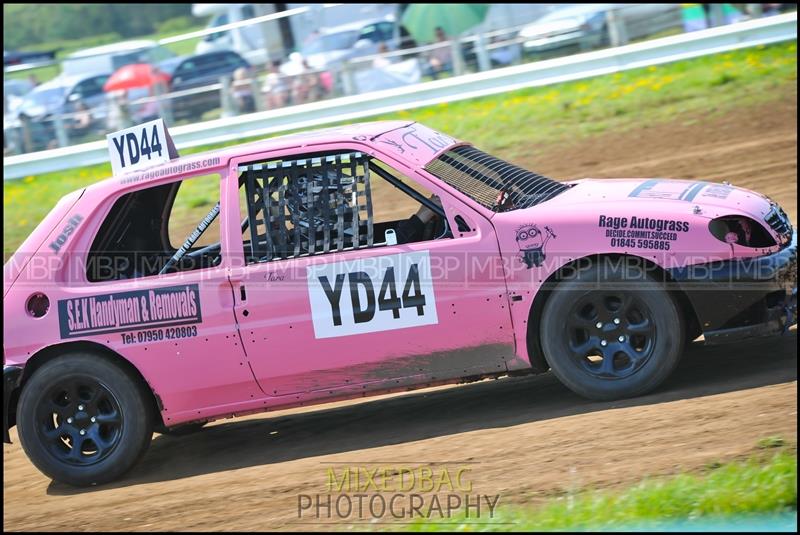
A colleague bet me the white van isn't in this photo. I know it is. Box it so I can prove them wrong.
[61,40,175,76]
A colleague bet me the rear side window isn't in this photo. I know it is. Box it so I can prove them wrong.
[174,60,195,77]
[425,145,569,212]
[86,173,222,282]
[223,52,247,69]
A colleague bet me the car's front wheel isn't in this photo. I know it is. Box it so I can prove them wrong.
[16,352,153,486]
[540,261,684,400]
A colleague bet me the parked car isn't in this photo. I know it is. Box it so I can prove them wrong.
[6,72,110,151]
[4,79,35,115]
[518,3,683,55]
[283,16,401,75]
[3,48,58,68]
[3,79,36,154]
[159,50,250,120]
[193,3,401,66]
[3,120,796,486]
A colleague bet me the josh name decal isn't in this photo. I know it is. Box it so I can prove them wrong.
[49,214,83,253]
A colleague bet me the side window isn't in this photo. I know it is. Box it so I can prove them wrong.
[84,76,108,97]
[360,24,378,42]
[201,54,225,73]
[168,173,222,248]
[86,173,222,282]
[237,151,450,265]
[224,52,246,69]
[206,13,229,42]
[378,22,395,41]
[72,80,96,99]
[369,159,449,245]
[174,60,193,78]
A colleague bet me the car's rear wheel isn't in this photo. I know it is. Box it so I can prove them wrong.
[540,261,684,400]
[16,352,153,486]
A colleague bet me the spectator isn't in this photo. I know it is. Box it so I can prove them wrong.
[128,86,159,123]
[262,60,289,109]
[106,90,131,132]
[291,59,322,105]
[232,66,256,114]
[318,70,334,96]
[423,27,453,80]
[373,42,393,69]
[489,33,521,67]
[69,101,93,139]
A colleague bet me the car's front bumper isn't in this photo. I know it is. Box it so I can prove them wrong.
[667,231,797,344]
[4,365,23,444]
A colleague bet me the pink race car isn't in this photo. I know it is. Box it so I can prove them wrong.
[3,121,796,486]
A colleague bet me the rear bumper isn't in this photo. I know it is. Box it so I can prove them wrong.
[4,365,23,444]
[667,232,797,344]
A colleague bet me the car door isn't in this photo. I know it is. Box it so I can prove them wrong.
[227,144,516,398]
[66,169,262,421]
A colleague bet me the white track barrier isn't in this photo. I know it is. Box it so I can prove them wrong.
[3,12,796,180]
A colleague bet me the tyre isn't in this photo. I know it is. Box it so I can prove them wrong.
[16,352,153,486]
[539,260,684,400]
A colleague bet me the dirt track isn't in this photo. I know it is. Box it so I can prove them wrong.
[3,91,797,531]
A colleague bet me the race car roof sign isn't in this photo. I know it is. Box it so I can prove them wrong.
[107,118,178,176]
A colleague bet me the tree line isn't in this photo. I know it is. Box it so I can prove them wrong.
[4,3,194,51]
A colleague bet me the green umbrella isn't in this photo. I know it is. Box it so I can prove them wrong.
[401,3,490,44]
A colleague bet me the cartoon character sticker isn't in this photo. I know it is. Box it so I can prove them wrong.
[516,224,556,268]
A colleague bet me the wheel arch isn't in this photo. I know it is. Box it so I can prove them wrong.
[525,253,702,373]
[14,341,165,430]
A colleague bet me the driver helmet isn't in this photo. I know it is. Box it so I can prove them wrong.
[286,169,357,239]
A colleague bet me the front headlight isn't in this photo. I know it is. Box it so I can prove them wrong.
[708,215,777,248]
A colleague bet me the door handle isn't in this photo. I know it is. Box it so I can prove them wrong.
[227,276,247,304]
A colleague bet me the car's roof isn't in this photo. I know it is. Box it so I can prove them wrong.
[32,72,110,91]
[535,3,616,22]
[159,50,245,74]
[158,55,188,75]
[67,40,160,59]
[320,16,394,35]
[4,79,34,91]
[83,120,418,196]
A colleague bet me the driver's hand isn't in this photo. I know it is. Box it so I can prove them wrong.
[416,195,441,224]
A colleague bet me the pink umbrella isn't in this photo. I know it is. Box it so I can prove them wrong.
[103,63,171,92]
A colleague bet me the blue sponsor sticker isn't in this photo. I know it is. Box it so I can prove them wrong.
[58,284,202,338]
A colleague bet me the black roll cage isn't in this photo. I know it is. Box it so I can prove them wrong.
[159,151,451,272]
